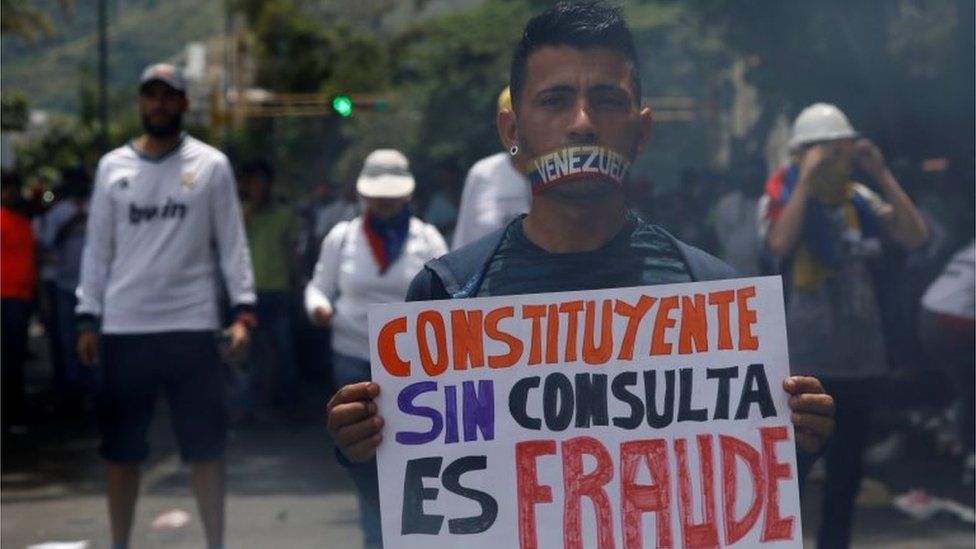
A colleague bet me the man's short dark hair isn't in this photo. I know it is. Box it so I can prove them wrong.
[241,160,274,183]
[510,1,641,110]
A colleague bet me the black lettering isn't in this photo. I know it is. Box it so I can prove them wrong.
[443,456,498,534]
[574,373,609,428]
[644,369,675,428]
[706,367,739,420]
[509,377,541,430]
[401,457,444,535]
[611,371,643,429]
[677,368,708,422]
[543,373,574,431]
[735,363,777,419]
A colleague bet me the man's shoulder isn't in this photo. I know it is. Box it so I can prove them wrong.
[410,224,510,300]
[636,219,738,281]
[98,144,137,167]
[181,135,229,164]
[468,152,510,178]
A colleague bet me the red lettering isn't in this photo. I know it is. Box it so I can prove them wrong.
[516,440,557,549]
[620,439,673,549]
[675,435,719,548]
[562,437,616,549]
[760,426,795,542]
[720,435,764,544]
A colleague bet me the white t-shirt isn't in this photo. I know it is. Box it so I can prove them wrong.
[922,241,976,319]
[451,152,531,250]
[304,216,447,360]
[76,135,256,334]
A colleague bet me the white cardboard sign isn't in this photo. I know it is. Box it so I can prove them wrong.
[369,276,802,548]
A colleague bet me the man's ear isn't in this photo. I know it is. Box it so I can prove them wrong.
[497,108,518,152]
[635,106,653,155]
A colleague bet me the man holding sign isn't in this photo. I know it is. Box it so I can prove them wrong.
[327,2,835,547]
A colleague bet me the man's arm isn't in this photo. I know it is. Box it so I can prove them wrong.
[304,221,349,327]
[764,146,825,258]
[75,161,114,366]
[855,140,928,249]
[210,157,256,352]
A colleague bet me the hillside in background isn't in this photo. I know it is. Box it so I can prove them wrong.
[1,0,481,116]
[2,0,224,115]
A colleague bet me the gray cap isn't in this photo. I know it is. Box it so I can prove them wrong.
[139,63,186,92]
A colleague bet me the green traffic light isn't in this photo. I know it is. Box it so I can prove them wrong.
[332,96,353,117]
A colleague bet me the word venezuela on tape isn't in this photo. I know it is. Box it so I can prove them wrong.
[368,276,802,549]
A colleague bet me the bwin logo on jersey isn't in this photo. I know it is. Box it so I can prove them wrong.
[129,198,187,224]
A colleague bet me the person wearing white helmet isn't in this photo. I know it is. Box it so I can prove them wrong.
[759,102,928,549]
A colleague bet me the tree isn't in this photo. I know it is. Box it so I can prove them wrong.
[391,0,534,174]
[0,0,69,41]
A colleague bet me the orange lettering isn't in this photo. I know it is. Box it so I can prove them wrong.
[678,294,708,355]
[416,310,448,376]
[651,296,679,356]
[709,290,735,350]
[559,301,584,362]
[377,316,409,376]
[615,295,656,360]
[486,306,522,368]
[583,300,614,365]
[737,286,759,350]
[450,309,485,370]
[522,305,547,365]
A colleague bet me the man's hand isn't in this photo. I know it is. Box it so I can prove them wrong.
[327,381,383,463]
[312,306,333,328]
[854,138,886,178]
[77,329,99,367]
[799,143,830,182]
[225,320,251,363]
[784,376,835,454]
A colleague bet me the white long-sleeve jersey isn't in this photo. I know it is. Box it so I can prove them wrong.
[76,135,255,334]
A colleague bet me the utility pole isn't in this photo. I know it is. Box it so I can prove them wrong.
[97,0,109,152]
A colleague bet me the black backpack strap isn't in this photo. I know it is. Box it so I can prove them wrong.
[411,222,513,301]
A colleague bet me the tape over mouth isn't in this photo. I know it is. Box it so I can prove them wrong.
[526,145,632,195]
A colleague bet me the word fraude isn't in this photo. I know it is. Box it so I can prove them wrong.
[526,145,632,194]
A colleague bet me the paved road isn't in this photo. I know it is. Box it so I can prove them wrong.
[2,352,973,548]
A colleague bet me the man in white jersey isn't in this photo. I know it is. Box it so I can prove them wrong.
[75,63,256,549]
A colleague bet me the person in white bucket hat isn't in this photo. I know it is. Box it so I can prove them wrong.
[759,103,929,548]
[304,149,446,548]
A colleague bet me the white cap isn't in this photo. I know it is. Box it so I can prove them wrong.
[788,103,858,150]
[356,149,415,198]
[139,63,187,92]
